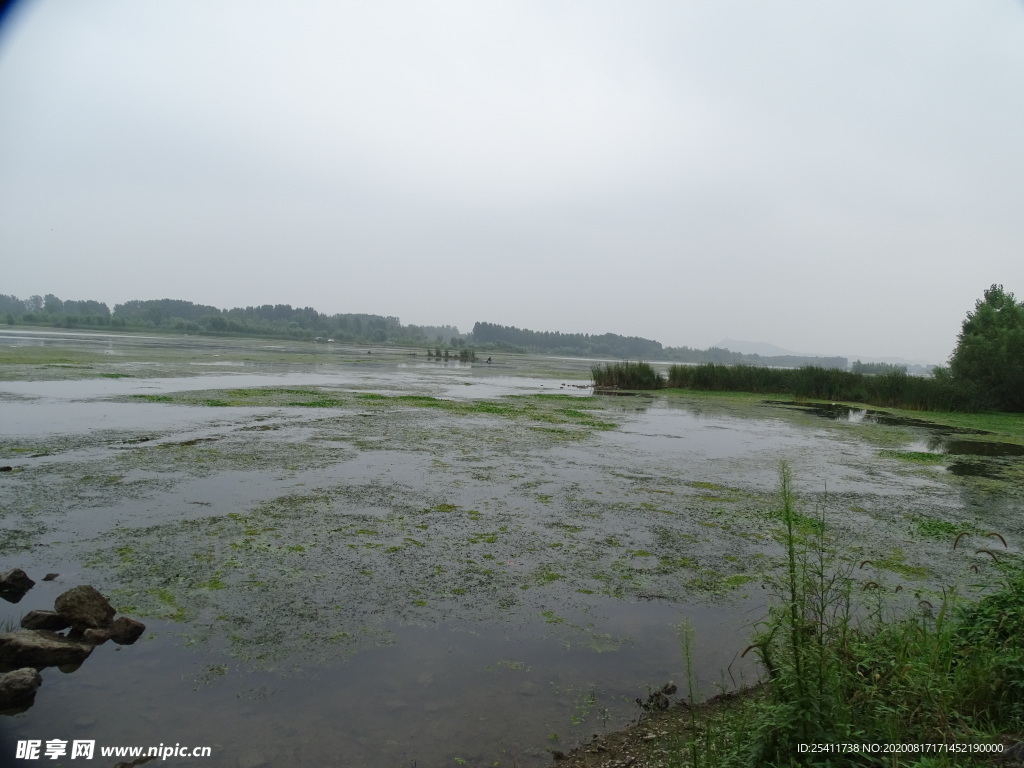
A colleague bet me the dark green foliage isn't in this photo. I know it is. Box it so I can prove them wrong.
[591,361,664,389]
[665,363,979,411]
[949,284,1024,411]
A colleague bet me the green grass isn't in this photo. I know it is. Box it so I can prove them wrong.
[914,517,972,541]
[643,463,1023,767]
[891,409,1024,443]
[879,449,948,464]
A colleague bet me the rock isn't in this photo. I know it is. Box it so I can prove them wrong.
[0,667,42,709]
[42,573,59,581]
[0,466,12,472]
[21,610,71,632]
[0,629,94,668]
[54,585,115,630]
[109,616,146,645]
[83,628,114,645]
[0,569,35,602]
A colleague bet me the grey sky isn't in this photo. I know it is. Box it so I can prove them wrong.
[2,1,1021,363]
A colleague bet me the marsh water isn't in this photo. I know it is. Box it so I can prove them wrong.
[1,331,1022,767]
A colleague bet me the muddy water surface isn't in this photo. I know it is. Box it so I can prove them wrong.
[1,332,1022,767]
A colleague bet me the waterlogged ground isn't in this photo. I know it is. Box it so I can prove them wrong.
[1,330,1023,767]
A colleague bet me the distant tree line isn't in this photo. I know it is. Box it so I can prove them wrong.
[471,321,665,358]
[0,293,462,346]
[1,293,112,327]
[472,321,848,369]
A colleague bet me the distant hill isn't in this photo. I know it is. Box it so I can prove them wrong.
[718,338,937,372]
[716,338,799,357]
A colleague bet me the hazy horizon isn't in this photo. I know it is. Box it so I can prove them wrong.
[0,288,941,365]
[3,1,1021,364]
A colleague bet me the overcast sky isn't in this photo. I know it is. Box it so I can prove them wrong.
[1,1,1022,363]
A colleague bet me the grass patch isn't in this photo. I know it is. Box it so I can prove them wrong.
[864,547,930,580]
[685,481,728,491]
[135,387,618,431]
[619,463,1023,767]
[914,517,973,541]
[879,449,947,464]
[131,394,174,403]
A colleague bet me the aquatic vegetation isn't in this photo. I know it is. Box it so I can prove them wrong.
[869,547,930,580]
[664,362,985,412]
[131,394,174,403]
[912,517,974,541]
[591,361,663,390]
[878,449,947,464]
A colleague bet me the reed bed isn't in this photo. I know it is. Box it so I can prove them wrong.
[591,361,664,390]
[664,363,981,412]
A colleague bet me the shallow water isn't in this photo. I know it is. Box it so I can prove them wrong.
[1,332,1021,767]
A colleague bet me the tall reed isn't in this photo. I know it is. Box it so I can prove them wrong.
[665,363,981,412]
[591,361,665,389]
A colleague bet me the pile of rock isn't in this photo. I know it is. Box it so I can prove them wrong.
[0,575,147,712]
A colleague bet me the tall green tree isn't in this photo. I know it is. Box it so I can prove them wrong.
[950,284,1024,411]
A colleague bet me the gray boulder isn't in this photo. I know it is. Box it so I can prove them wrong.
[0,630,94,668]
[0,667,42,709]
[21,610,71,632]
[54,585,115,631]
